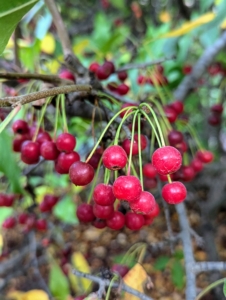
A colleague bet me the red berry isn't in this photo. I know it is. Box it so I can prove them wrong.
[93,204,114,219]
[143,215,154,226]
[144,177,157,190]
[211,104,223,114]
[0,194,15,207]
[18,213,30,224]
[56,151,80,174]
[168,130,183,146]
[59,70,75,81]
[107,82,118,92]
[13,134,31,152]
[40,141,59,160]
[190,158,203,172]
[36,132,52,145]
[152,146,182,175]
[24,215,36,231]
[143,163,157,179]
[125,212,144,230]
[89,62,100,73]
[12,120,29,134]
[92,218,107,229]
[111,264,129,277]
[164,106,177,123]
[106,211,125,230]
[117,83,129,95]
[29,126,43,139]
[69,161,94,186]
[208,63,222,76]
[145,202,160,218]
[76,203,95,223]
[56,133,76,153]
[96,66,110,80]
[103,61,115,74]
[137,75,147,85]
[21,141,40,164]
[102,145,127,170]
[122,134,147,156]
[174,140,188,154]
[183,65,192,74]
[93,184,115,206]
[196,150,214,164]
[113,175,142,202]
[86,151,102,169]
[162,182,187,204]
[208,114,221,126]
[130,191,156,214]
[2,217,16,229]
[36,219,47,231]
[181,166,195,182]
[40,194,58,212]
[117,71,128,81]
[169,101,184,115]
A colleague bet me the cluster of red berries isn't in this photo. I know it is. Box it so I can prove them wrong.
[2,212,47,232]
[89,60,130,96]
[208,103,224,126]
[137,64,168,86]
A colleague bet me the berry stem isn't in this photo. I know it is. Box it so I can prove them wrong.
[140,103,166,147]
[32,97,52,142]
[85,107,137,163]
[130,160,139,178]
[104,168,111,185]
[139,108,162,147]
[127,110,139,176]
[149,97,172,131]
[137,113,144,190]
[61,94,68,133]
[114,108,136,145]
[87,155,103,204]
[106,275,118,300]
[180,120,203,150]
[0,105,22,134]
[53,95,60,141]
[167,174,172,183]
[196,277,226,300]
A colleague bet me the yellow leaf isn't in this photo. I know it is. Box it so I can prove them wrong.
[221,18,226,29]
[44,57,62,74]
[161,12,215,37]
[70,252,92,294]
[123,263,149,300]
[22,290,49,300]
[7,291,25,300]
[73,39,90,55]
[159,11,171,23]
[41,33,56,55]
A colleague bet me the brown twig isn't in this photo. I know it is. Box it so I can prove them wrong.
[44,0,86,75]
[0,84,92,107]
[0,72,72,85]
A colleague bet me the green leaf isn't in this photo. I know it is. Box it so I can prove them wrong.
[0,131,23,193]
[49,261,70,300]
[0,207,13,227]
[53,195,78,225]
[0,0,38,55]
[223,279,226,297]
[154,256,170,271]
[171,260,185,289]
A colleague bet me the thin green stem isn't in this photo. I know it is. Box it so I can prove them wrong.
[139,109,161,147]
[105,275,118,300]
[86,107,137,163]
[32,97,52,141]
[195,278,226,300]
[114,108,137,145]
[0,105,22,134]
[61,94,68,133]
[127,110,139,176]
[104,168,111,185]
[137,113,144,190]
[87,156,103,204]
[167,174,172,183]
[53,96,60,141]
[150,124,156,158]
[179,120,203,150]
[150,96,172,131]
[130,160,139,178]
[140,103,165,147]
[98,91,120,105]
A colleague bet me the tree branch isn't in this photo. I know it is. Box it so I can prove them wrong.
[117,56,175,72]
[72,269,153,300]
[0,72,71,85]
[194,262,226,274]
[44,0,86,75]
[0,84,92,107]
[174,30,226,101]
[176,202,196,300]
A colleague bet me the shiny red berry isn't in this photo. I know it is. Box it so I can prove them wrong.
[117,71,128,81]
[106,211,125,230]
[113,175,142,202]
[21,141,40,164]
[152,146,182,175]
[168,130,183,146]
[143,163,157,179]
[69,161,94,186]
[12,119,29,134]
[93,184,115,206]
[196,150,214,164]
[125,212,144,230]
[93,204,114,219]
[59,70,75,81]
[76,203,95,223]
[162,182,187,204]
[56,133,76,152]
[56,151,80,174]
[40,141,59,160]
[130,191,156,214]
[102,145,127,170]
